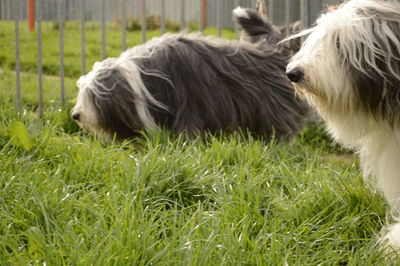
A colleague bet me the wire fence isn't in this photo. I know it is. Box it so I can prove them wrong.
[3,0,344,116]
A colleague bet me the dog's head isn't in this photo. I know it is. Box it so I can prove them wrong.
[71,57,160,140]
[286,0,400,123]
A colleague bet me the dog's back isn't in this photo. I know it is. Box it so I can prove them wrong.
[132,31,308,140]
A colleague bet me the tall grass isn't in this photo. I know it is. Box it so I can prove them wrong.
[0,21,398,264]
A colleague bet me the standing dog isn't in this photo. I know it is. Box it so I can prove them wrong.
[72,8,308,141]
[286,0,400,247]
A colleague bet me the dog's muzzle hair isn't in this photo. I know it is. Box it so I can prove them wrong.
[286,0,400,248]
[72,7,309,141]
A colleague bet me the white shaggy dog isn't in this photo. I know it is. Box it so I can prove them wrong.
[286,0,400,248]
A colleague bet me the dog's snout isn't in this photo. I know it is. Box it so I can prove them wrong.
[72,113,80,121]
[286,67,304,83]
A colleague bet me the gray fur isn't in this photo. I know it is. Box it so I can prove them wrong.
[73,8,309,141]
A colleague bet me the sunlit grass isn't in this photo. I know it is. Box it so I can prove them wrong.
[0,21,398,264]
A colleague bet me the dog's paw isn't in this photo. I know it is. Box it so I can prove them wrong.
[233,6,250,19]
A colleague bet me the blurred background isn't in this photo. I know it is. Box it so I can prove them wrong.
[1,0,345,30]
[0,0,346,113]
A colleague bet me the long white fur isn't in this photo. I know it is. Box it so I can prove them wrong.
[288,0,400,108]
[287,0,400,249]
[114,60,160,130]
[74,48,171,132]
[233,6,250,19]
[72,81,100,133]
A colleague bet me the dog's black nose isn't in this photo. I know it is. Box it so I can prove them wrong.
[286,67,304,83]
[72,113,80,121]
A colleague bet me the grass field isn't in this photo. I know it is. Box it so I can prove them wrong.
[0,21,398,264]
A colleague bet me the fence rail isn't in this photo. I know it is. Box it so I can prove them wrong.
[2,0,344,116]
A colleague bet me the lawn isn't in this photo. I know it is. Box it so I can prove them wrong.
[0,21,398,264]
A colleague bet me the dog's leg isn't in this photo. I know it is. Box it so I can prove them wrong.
[360,135,400,209]
[362,135,400,248]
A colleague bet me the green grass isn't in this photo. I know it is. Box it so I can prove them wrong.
[0,21,236,79]
[0,21,399,264]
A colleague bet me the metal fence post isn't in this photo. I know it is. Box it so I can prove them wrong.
[14,0,21,111]
[180,0,185,31]
[122,0,127,51]
[59,0,65,106]
[161,0,166,34]
[199,0,203,33]
[141,0,146,43]
[217,0,221,37]
[81,0,86,75]
[234,0,239,39]
[7,0,11,20]
[300,0,309,29]
[37,0,43,118]
[285,0,290,26]
[268,0,274,23]
[101,0,106,59]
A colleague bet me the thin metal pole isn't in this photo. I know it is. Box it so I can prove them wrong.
[122,0,127,51]
[7,0,11,20]
[268,0,274,23]
[216,0,221,37]
[37,0,43,118]
[81,0,86,75]
[28,0,35,30]
[44,0,48,20]
[14,0,21,111]
[180,0,185,31]
[300,0,309,29]
[199,0,203,33]
[141,0,146,43]
[234,0,239,39]
[161,0,166,34]
[285,0,290,27]
[101,0,106,59]
[202,0,207,31]
[59,0,65,106]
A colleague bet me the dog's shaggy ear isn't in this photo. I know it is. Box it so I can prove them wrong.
[233,7,282,46]
[334,1,400,124]
[90,67,146,139]
[337,1,400,80]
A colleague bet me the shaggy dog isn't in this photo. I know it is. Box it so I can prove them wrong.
[286,0,400,247]
[71,8,308,141]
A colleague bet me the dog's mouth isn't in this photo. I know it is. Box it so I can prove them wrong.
[289,75,311,93]
[294,86,333,116]
[76,120,97,133]
[76,121,112,140]
[292,84,312,102]
[75,121,90,133]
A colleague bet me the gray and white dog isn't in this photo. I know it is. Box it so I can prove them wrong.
[72,8,308,141]
[286,0,400,248]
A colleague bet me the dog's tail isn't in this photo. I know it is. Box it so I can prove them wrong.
[233,7,282,46]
